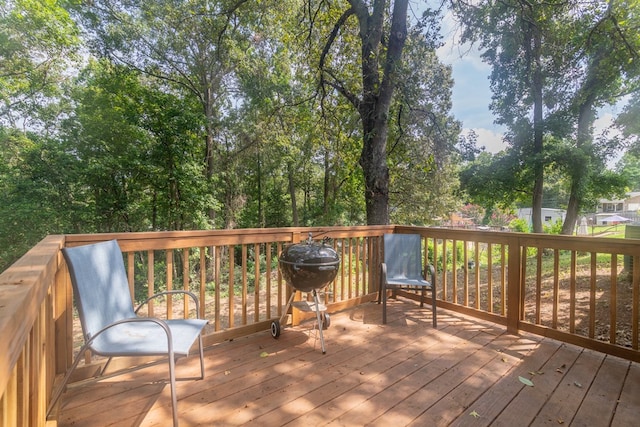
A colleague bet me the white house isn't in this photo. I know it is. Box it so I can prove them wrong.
[517,208,566,225]
[597,192,640,214]
[595,192,640,224]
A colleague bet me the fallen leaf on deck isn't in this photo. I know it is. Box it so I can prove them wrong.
[519,376,534,387]
[574,381,582,388]
[259,351,269,358]
[469,410,480,418]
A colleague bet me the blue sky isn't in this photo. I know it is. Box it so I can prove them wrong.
[433,11,622,158]
[433,13,508,154]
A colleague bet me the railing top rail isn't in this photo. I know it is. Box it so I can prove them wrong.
[63,225,396,251]
[400,226,640,254]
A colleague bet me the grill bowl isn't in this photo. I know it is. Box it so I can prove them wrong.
[279,238,340,293]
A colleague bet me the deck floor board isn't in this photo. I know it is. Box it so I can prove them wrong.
[57,299,640,426]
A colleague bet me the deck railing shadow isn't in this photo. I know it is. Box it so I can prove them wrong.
[1,225,640,425]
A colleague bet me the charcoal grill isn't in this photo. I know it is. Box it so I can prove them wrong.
[272,233,340,353]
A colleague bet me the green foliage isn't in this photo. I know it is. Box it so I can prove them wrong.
[388,27,460,225]
[63,60,214,232]
[614,150,640,191]
[0,0,79,126]
[427,239,464,273]
[543,219,564,235]
[509,218,530,233]
[0,128,81,270]
[454,0,640,234]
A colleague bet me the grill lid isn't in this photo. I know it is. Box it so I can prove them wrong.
[279,234,340,267]
[278,233,340,292]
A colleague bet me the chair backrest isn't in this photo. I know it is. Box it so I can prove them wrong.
[384,234,423,280]
[62,240,136,341]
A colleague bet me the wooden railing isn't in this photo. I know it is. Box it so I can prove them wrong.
[403,226,640,362]
[1,225,640,425]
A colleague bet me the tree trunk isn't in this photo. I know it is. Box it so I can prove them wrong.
[287,162,298,226]
[352,0,408,225]
[562,99,596,234]
[561,43,602,235]
[359,131,390,225]
[530,17,544,233]
[204,86,217,226]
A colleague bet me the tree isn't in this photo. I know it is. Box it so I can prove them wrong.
[62,60,212,232]
[70,0,257,227]
[387,25,460,224]
[0,0,79,128]
[453,0,557,232]
[0,127,78,271]
[454,0,639,234]
[314,0,421,224]
[553,1,640,234]
[615,151,640,191]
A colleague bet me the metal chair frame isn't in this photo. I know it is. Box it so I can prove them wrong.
[378,233,437,327]
[47,240,207,426]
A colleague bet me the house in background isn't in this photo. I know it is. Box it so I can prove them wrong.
[517,208,566,226]
[594,191,640,224]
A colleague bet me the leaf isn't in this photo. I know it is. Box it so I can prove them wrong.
[259,351,269,358]
[519,376,534,387]
[573,381,582,388]
[469,410,480,418]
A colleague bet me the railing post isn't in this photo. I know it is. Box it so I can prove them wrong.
[506,235,522,334]
[53,255,72,377]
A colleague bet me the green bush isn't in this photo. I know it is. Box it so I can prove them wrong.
[509,218,530,233]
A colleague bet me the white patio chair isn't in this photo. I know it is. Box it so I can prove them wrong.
[48,240,207,426]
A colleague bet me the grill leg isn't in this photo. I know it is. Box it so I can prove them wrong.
[280,291,296,325]
[312,290,326,354]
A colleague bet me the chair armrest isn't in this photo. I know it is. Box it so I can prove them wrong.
[426,264,436,290]
[425,264,435,280]
[380,263,388,285]
[135,290,201,318]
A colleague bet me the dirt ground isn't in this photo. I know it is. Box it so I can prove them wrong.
[440,263,636,348]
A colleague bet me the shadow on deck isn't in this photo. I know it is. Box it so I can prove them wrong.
[57,299,640,426]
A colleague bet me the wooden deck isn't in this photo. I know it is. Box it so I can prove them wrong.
[56,299,640,427]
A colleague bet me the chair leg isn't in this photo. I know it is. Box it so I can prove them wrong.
[382,283,387,324]
[99,356,113,377]
[47,344,90,418]
[431,287,437,328]
[198,334,205,380]
[169,353,179,426]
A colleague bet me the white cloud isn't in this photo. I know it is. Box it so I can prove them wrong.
[465,128,506,153]
[432,8,628,168]
[434,12,506,153]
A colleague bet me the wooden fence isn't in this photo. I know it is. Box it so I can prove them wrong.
[2,225,640,425]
